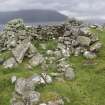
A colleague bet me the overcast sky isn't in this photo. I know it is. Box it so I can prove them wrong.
[0,0,105,20]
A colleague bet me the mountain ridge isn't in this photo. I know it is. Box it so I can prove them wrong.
[0,9,67,24]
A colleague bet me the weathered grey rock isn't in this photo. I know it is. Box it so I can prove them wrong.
[77,36,91,46]
[54,50,62,59]
[12,41,31,63]
[80,27,90,35]
[46,50,54,56]
[50,73,63,77]
[9,40,17,48]
[57,58,70,72]
[74,47,81,56]
[23,91,40,105]
[90,34,99,43]
[4,19,25,31]
[15,77,37,96]
[12,101,24,105]
[27,43,38,58]
[41,73,52,84]
[90,42,102,52]
[58,37,64,43]
[3,57,17,68]
[64,67,75,80]
[29,53,44,67]
[15,78,27,95]
[57,43,66,50]
[27,75,42,85]
[48,99,64,105]
[72,40,79,47]
[61,48,70,57]
[83,51,96,59]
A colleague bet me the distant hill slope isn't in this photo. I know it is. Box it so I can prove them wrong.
[0,9,67,24]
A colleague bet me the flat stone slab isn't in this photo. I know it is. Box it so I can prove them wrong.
[12,41,31,63]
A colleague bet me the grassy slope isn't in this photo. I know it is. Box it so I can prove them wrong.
[0,29,105,105]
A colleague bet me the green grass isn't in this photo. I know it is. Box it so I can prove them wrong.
[0,29,105,105]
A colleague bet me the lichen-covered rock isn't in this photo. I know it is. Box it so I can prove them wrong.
[12,101,24,105]
[22,91,40,105]
[12,41,31,63]
[90,42,102,52]
[3,57,17,68]
[4,19,25,31]
[15,78,27,95]
[77,36,91,46]
[41,73,52,84]
[64,67,75,80]
[29,53,44,67]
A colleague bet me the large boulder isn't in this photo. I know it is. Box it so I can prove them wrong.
[64,67,75,80]
[12,41,31,63]
[77,36,91,46]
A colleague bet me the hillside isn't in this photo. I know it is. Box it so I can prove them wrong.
[0,9,67,24]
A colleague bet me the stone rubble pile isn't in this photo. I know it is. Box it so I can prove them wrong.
[0,19,102,65]
[11,74,64,105]
[11,73,52,105]
[57,25,102,58]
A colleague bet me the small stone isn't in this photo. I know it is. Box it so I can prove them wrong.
[61,48,70,57]
[23,91,40,105]
[83,51,96,59]
[74,47,81,56]
[3,57,17,68]
[39,103,47,105]
[15,78,26,95]
[57,43,66,50]
[46,50,54,55]
[29,53,44,67]
[90,42,102,52]
[11,76,17,84]
[54,50,62,59]
[48,99,64,105]
[64,67,75,80]
[41,73,52,84]
[12,101,24,105]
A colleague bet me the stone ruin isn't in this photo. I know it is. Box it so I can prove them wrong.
[0,19,102,67]
[0,19,102,105]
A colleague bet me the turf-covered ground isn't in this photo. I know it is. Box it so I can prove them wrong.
[0,29,105,105]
